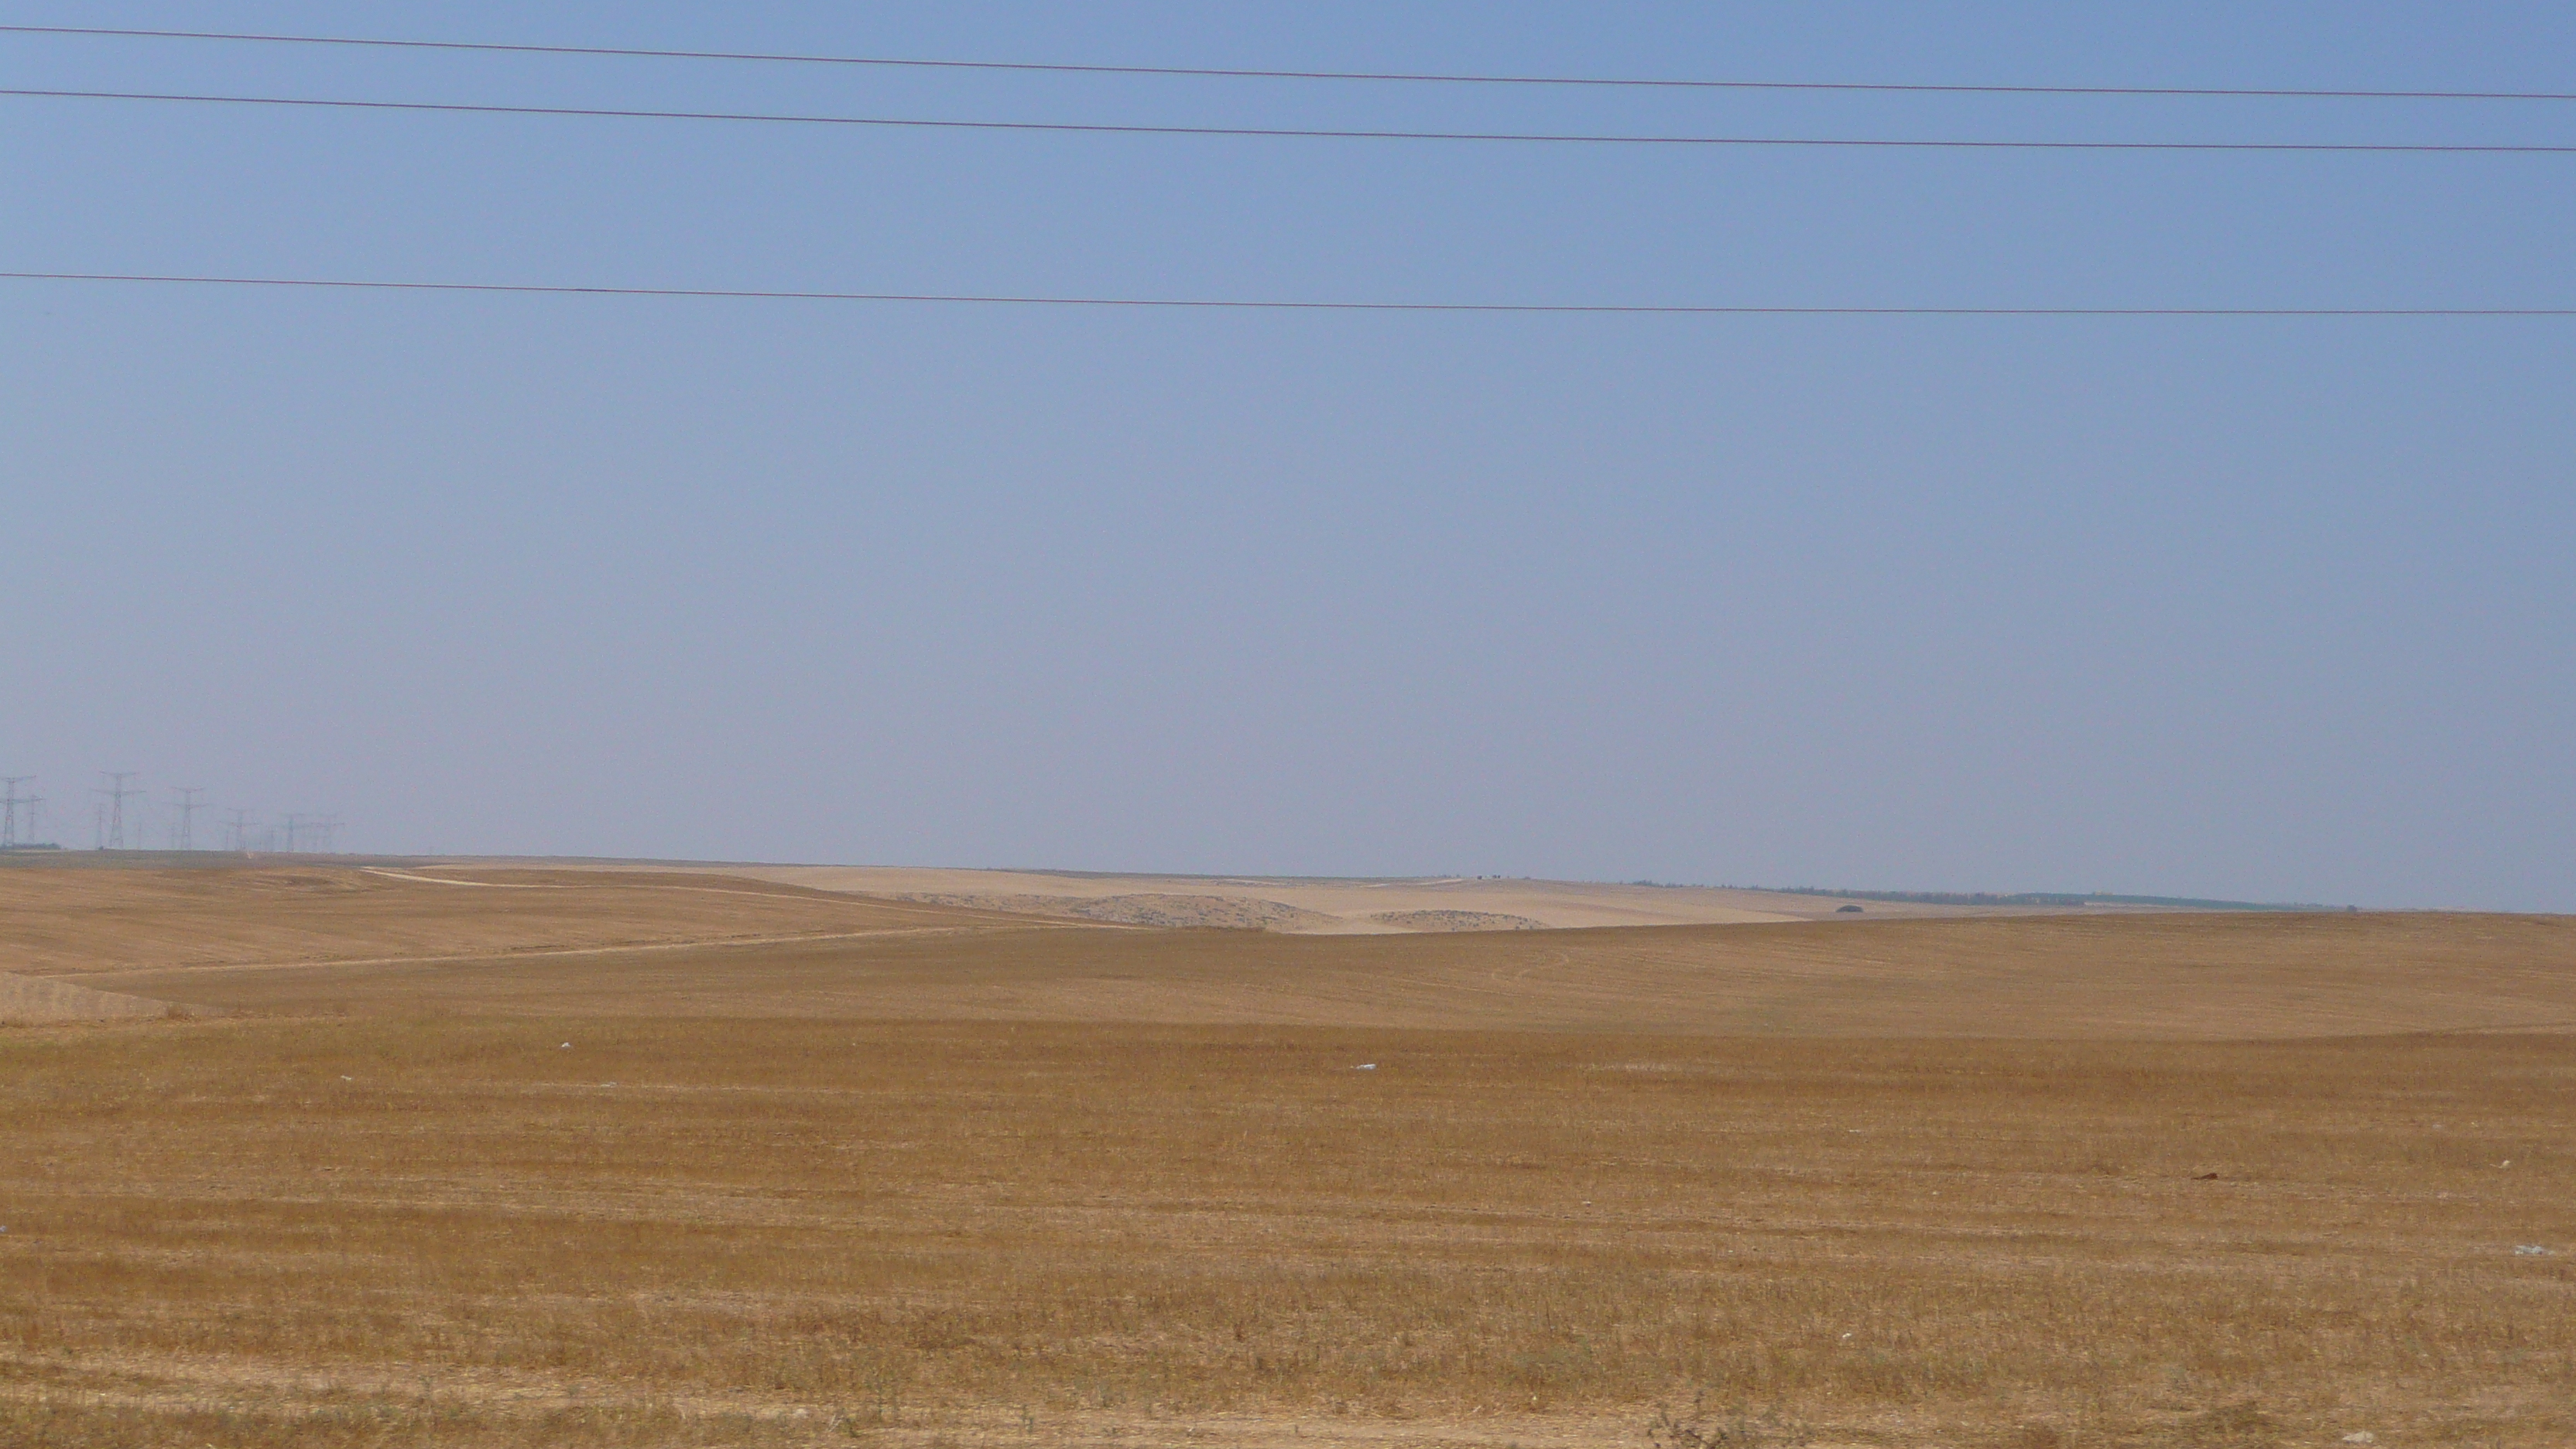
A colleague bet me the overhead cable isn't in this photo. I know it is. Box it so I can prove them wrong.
[5,272,2567,316]
[3,23,2571,104]
[6,88,2574,152]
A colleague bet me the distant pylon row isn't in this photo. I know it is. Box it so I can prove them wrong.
[0,772,344,853]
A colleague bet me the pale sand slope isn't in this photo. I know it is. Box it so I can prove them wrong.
[525,865,2151,933]
[0,971,176,1024]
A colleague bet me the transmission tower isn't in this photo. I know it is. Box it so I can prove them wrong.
[93,772,142,850]
[1,777,31,848]
[283,812,309,853]
[224,807,254,853]
[170,787,207,850]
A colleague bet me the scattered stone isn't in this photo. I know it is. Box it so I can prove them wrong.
[2513,1245,2550,1256]
[2341,1434,2376,1446]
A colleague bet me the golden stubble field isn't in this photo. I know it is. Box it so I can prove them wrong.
[2,864,2571,1448]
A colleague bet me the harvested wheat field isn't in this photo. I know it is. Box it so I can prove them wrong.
[2,862,2571,1448]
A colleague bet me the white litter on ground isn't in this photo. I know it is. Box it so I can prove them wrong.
[2513,1245,2551,1255]
[1353,1063,1375,1071]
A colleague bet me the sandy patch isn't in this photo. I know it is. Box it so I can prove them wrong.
[0,971,177,1024]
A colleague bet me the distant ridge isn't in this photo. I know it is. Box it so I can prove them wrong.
[1765,888,2345,912]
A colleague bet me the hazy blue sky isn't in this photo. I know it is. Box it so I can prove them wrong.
[4,3,2571,908]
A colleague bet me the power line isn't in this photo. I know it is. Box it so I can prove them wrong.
[5,24,2573,104]
[93,771,142,851]
[5,271,2570,317]
[170,786,207,851]
[8,88,2574,152]
[0,777,36,848]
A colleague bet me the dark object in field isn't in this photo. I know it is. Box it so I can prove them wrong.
[2197,1172,2221,1180]
[1838,904,1865,913]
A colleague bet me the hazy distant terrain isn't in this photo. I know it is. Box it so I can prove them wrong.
[488,862,2194,933]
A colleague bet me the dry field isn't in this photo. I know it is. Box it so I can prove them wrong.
[0,865,1043,993]
[72,906,2576,1042]
[2,862,2571,1448]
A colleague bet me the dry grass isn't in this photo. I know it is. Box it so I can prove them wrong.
[6,1019,2571,1446]
[1,863,2570,1446]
